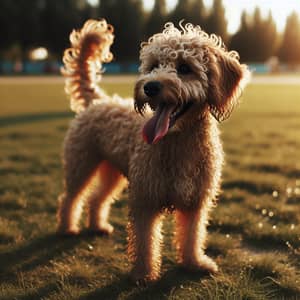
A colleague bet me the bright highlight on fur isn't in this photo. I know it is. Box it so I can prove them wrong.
[57,19,250,284]
[61,19,114,113]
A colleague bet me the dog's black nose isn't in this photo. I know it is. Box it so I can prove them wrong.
[143,81,162,97]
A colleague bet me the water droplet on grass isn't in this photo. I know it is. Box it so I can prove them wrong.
[268,211,274,217]
[258,222,263,228]
[286,187,292,196]
[272,190,279,198]
[262,209,267,215]
[290,224,295,230]
[272,225,277,230]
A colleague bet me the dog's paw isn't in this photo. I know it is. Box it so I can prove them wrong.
[130,269,159,286]
[88,223,114,236]
[182,255,218,274]
[134,278,150,287]
[57,227,80,236]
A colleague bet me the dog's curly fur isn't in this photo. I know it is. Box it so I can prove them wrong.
[57,19,250,283]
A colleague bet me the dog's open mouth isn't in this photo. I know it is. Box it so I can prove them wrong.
[142,101,193,144]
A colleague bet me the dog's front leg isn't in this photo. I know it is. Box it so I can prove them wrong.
[127,208,164,284]
[174,206,218,274]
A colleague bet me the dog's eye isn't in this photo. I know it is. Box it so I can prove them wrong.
[149,63,159,72]
[177,63,192,75]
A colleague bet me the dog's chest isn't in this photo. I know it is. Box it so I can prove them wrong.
[159,142,211,206]
[130,134,215,209]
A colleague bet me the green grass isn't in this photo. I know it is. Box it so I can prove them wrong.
[0,78,300,299]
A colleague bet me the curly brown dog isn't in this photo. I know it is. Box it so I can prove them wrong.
[57,19,250,283]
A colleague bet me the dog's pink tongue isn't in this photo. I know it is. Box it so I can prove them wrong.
[142,104,175,144]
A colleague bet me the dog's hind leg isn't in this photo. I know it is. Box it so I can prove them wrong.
[174,206,218,273]
[57,139,101,235]
[87,161,126,235]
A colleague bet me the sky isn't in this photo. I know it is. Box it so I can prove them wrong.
[88,0,300,34]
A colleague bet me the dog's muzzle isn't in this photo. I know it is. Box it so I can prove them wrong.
[140,79,193,145]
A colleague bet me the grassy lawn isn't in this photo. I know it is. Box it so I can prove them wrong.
[0,78,300,299]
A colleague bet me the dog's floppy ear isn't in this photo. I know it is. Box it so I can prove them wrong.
[207,52,249,122]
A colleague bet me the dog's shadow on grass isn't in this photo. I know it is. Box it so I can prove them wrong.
[0,111,73,128]
[81,267,209,300]
[0,233,82,276]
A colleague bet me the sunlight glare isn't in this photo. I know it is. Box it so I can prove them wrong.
[30,47,48,60]
[147,0,300,33]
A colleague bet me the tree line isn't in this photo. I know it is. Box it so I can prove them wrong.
[0,0,300,65]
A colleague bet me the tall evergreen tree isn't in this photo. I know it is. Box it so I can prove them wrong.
[169,0,193,24]
[230,8,278,62]
[260,11,277,60]
[250,7,267,61]
[98,0,144,62]
[279,11,300,66]
[17,0,44,58]
[230,11,252,61]
[189,0,206,28]
[0,0,18,53]
[98,0,115,20]
[145,0,167,38]
[206,0,228,42]
[41,0,88,58]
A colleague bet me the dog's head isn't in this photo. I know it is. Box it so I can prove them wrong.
[134,22,250,144]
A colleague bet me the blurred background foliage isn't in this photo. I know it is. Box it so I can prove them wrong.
[0,0,300,65]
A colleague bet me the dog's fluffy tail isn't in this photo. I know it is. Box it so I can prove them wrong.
[61,19,114,113]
